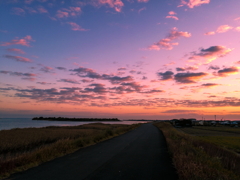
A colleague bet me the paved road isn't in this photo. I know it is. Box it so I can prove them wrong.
[6,123,178,180]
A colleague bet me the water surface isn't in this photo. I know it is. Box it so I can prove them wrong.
[0,118,144,131]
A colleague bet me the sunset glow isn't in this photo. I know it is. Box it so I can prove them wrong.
[0,0,240,120]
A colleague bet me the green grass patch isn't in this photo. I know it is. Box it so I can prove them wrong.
[0,123,140,179]
[194,126,240,134]
[197,136,240,154]
[154,122,240,180]
[179,126,240,154]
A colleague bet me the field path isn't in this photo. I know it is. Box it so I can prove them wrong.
[6,123,178,180]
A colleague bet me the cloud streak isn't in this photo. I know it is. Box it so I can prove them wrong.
[157,71,174,81]
[166,16,179,20]
[216,25,233,33]
[174,72,208,84]
[67,22,88,31]
[3,55,33,63]
[6,48,25,54]
[90,0,124,12]
[216,67,239,77]
[205,25,235,35]
[12,7,25,15]
[148,27,191,50]
[181,0,210,8]
[188,46,233,64]
[1,35,34,47]
[0,70,37,81]
[58,79,81,84]
[70,66,134,84]
[56,7,81,18]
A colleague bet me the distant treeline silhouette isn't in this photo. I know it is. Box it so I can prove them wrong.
[32,117,120,121]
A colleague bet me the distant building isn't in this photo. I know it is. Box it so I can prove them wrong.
[174,119,192,127]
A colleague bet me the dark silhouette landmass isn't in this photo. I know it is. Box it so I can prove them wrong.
[32,117,120,121]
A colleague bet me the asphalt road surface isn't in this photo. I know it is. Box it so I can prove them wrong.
[6,123,178,180]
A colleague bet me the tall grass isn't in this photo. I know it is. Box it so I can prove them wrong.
[0,123,139,179]
[194,126,240,134]
[154,122,240,180]
[197,136,240,154]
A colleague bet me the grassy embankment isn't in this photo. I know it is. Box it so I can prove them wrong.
[179,126,240,154]
[0,123,140,179]
[154,122,240,180]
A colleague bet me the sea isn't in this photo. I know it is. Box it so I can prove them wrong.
[0,118,145,131]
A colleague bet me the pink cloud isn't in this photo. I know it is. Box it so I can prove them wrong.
[148,27,191,50]
[0,30,8,33]
[235,27,240,32]
[69,7,81,12]
[137,0,149,2]
[181,0,210,8]
[168,11,176,15]
[93,0,124,12]
[24,6,37,13]
[188,46,233,64]
[3,55,33,63]
[37,6,48,13]
[205,25,236,35]
[163,61,176,67]
[148,44,160,50]
[166,16,179,20]
[216,25,233,33]
[56,10,69,18]
[39,65,54,73]
[6,48,25,54]
[204,31,215,35]
[234,17,240,21]
[67,22,89,31]
[138,7,146,13]
[25,0,34,4]
[177,4,184,7]
[56,7,81,18]
[1,35,34,47]
[12,7,25,15]
[176,66,198,71]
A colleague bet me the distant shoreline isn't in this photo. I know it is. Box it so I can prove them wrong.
[32,117,120,122]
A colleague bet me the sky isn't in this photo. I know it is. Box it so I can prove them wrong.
[0,0,240,120]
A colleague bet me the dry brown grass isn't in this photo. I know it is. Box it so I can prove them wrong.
[0,123,140,179]
[154,122,240,180]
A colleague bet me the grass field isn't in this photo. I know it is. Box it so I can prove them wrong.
[179,126,240,153]
[179,126,240,136]
[0,123,140,179]
[155,122,240,180]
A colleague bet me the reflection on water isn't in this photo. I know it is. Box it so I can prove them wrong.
[0,118,146,131]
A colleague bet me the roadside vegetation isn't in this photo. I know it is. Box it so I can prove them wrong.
[180,126,240,136]
[154,122,240,180]
[179,126,240,154]
[0,123,140,179]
